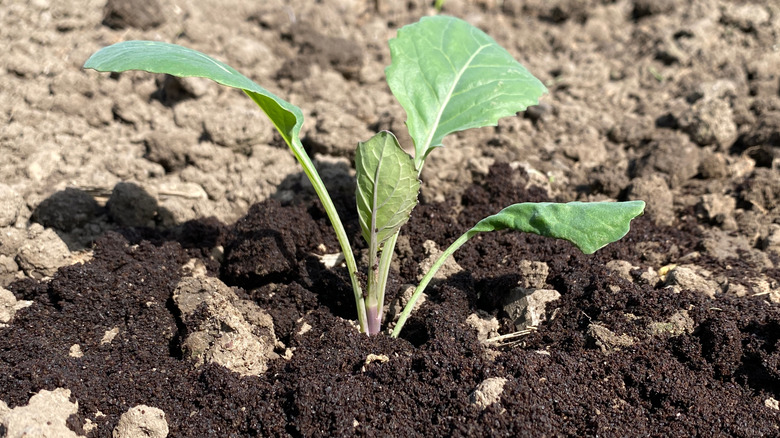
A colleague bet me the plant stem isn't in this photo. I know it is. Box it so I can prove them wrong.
[366,304,381,334]
[366,221,381,335]
[283,136,367,332]
[311,173,367,332]
[375,232,398,328]
[365,227,398,335]
[364,231,399,335]
[391,230,474,338]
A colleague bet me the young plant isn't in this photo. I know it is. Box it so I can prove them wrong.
[84,16,645,337]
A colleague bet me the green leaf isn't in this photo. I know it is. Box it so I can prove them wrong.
[84,41,303,154]
[85,41,371,332]
[386,16,548,170]
[471,201,646,254]
[355,131,420,246]
[391,200,644,337]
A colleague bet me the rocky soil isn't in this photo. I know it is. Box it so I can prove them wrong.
[1,0,779,436]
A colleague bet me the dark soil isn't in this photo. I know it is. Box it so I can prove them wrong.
[2,164,779,436]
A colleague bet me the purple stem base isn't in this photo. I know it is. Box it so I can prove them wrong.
[366,306,381,335]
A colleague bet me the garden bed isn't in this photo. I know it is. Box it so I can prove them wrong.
[1,0,779,436]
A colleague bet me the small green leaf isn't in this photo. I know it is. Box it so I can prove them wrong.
[386,16,548,170]
[84,41,303,154]
[391,200,644,337]
[355,131,420,246]
[471,201,646,254]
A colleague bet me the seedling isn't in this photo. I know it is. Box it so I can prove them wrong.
[84,16,645,337]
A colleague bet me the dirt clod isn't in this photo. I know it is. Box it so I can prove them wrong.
[0,184,25,227]
[648,310,695,337]
[588,323,637,353]
[466,311,500,343]
[626,174,675,226]
[0,286,30,325]
[0,388,83,438]
[108,183,158,228]
[516,260,549,288]
[469,377,508,410]
[503,288,561,329]
[113,405,169,438]
[665,265,722,298]
[173,276,279,376]
[417,240,464,283]
[15,225,71,278]
[102,0,164,30]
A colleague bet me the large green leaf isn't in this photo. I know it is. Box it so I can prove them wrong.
[471,201,646,254]
[355,131,420,246]
[386,16,548,170]
[84,41,303,153]
[84,41,370,331]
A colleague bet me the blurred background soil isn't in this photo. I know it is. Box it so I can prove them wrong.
[1,0,779,267]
